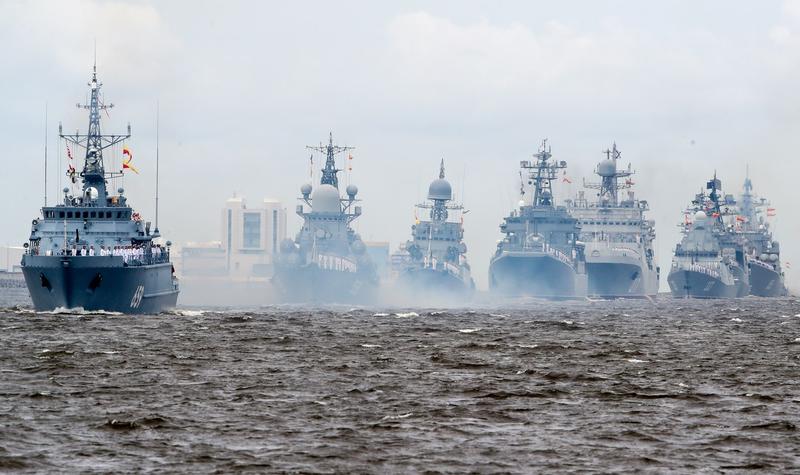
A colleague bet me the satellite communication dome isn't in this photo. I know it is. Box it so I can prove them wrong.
[346,184,358,198]
[311,184,341,213]
[428,178,452,201]
[300,183,312,197]
[694,211,707,226]
[598,159,616,177]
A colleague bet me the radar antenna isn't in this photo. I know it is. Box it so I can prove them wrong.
[582,143,633,206]
[519,139,567,208]
[306,132,354,189]
[59,62,130,203]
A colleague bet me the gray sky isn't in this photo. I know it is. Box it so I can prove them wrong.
[2,0,799,291]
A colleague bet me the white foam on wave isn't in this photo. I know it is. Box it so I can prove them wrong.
[793,337,800,343]
[381,412,413,421]
[489,313,508,318]
[458,328,481,333]
[361,344,381,348]
[626,358,647,364]
[40,307,123,316]
[515,344,538,349]
[731,317,743,322]
[394,312,418,318]
[372,313,390,317]
[172,310,205,317]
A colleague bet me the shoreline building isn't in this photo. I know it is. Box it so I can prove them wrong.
[178,195,286,306]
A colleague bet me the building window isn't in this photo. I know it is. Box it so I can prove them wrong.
[243,212,261,248]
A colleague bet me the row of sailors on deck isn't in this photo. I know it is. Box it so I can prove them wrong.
[50,244,166,262]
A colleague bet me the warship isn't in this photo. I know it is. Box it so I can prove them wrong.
[738,171,787,297]
[567,144,658,298]
[20,64,179,313]
[393,160,474,298]
[668,175,749,298]
[489,140,587,298]
[273,133,378,303]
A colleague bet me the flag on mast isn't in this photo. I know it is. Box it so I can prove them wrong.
[122,146,139,174]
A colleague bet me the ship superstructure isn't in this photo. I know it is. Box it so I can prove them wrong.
[393,160,474,298]
[738,171,787,297]
[668,175,749,298]
[20,65,179,312]
[568,144,658,298]
[489,140,587,298]
[273,133,378,303]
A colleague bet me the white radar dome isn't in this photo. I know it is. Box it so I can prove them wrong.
[311,184,341,213]
[598,159,616,177]
[428,178,452,201]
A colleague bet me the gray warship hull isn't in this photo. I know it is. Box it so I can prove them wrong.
[667,269,738,299]
[587,262,657,298]
[748,263,787,297]
[489,252,587,299]
[397,267,474,298]
[21,255,178,313]
[272,264,377,304]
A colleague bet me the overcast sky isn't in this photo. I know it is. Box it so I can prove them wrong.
[2,0,799,291]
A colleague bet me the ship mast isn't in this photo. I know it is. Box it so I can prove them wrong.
[59,61,130,204]
[741,165,754,226]
[430,159,449,222]
[521,139,566,208]
[582,143,633,206]
[306,132,354,189]
[706,172,723,225]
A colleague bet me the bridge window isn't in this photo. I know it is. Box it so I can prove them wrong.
[67,212,73,219]
[83,212,88,219]
[90,212,96,218]
[106,211,112,219]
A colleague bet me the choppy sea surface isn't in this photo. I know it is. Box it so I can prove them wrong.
[1,294,799,473]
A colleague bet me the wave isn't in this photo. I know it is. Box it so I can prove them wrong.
[167,309,205,317]
[39,307,123,316]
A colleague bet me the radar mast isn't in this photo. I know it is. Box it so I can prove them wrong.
[520,139,567,208]
[59,61,130,203]
[582,143,633,206]
[306,132,354,189]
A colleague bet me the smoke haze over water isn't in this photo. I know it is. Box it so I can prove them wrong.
[2,0,800,295]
